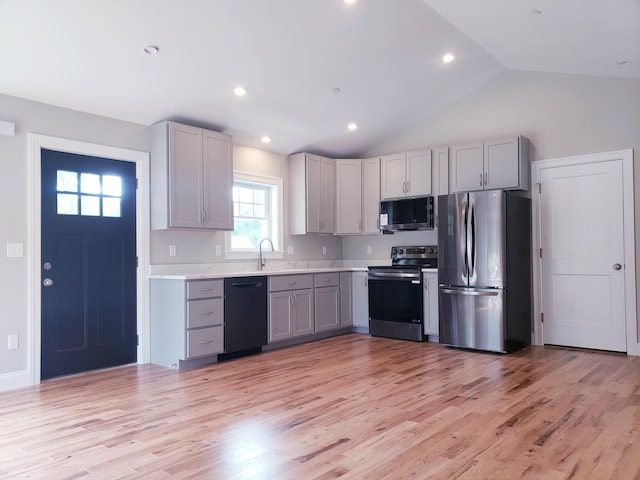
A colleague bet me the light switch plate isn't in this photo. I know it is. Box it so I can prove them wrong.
[169,244,177,257]
[8,334,18,350]
[215,245,222,256]
[6,243,23,258]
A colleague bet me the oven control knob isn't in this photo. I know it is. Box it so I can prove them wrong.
[428,247,434,254]
[398,249,404,254]
[391,248,397,255]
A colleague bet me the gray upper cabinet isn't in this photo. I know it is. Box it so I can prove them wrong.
[449,136,529,193]
[380,150,432,200]
[289,153,335,234]
[150,121,233,230]
[335,159,362,234]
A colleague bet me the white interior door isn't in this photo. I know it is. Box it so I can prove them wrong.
[539,159,626,351]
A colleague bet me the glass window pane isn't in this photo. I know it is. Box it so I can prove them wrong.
[103,197,121,217]
[81,173,101,194]
[254,190,265,205]
[254,205,265,218]
[57,193,78,215]
[102,175,121,196]
[233,202,239,216]
[232,186,239,202]
[81,195,100,216]
[238,187,253,203]
[231,218,265,249]
[239,203,254,217]
[57,170,78,193]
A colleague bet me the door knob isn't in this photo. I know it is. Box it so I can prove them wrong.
[43,278,54,287]
[613,263,622,270]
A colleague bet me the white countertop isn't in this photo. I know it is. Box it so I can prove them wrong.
[149,266,369,281]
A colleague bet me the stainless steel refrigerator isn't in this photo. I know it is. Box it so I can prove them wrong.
[438,190,531,353]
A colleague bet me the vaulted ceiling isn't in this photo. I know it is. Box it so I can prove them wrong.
[1,0,637,156]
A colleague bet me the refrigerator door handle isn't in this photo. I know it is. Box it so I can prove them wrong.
[462,200,469,278]
[465,201,473,280]
[470,202,476,278]
[440,287,500,297]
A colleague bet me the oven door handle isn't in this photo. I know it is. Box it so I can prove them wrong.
[368,271,421,280]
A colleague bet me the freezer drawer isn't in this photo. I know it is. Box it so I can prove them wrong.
[439,286,505,353]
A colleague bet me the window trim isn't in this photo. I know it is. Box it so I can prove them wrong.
[224,171,284,261]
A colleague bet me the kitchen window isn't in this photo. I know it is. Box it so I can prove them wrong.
[225,173,283,259]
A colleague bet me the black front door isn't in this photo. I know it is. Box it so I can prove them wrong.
[41,149,137,380]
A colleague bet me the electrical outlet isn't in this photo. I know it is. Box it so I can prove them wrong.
[215,245,222,256]
[169,244,177,257]
[6,243,23,258]
[322,246,327,255]
[366,245,372,254]
[8,334,18,350]
[287,245,294,255]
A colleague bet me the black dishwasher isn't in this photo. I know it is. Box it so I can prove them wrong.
[222,276,268,359]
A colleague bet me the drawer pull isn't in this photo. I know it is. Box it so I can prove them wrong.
[323,279,330,283]
[288,281,297,285]
[199,339,215,344]
[199,311,213,316]
[199,287,214,292]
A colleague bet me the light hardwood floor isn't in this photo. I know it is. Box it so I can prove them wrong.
[2,334,640,479]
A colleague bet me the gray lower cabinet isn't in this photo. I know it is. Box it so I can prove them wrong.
[352,271,369,331]
[150,278,224,368]
[268,274,314,343]
[340,272,353,327]
[314,273,340,332]
[423,272,439,337]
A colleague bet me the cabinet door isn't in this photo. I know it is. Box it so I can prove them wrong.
[168,123,204,228]
[269,291,293,342]
[484,137,520,190]
[305,155,322,233]
[202,130,233,230]
[340,272,353,327]
[319,157,335,233]
[292,289,314,336]
[432,147,449,196]
[335,159,361,234]
[315,286,340,332]
[406,150,432,197]
[352,271,369,329]
[423,272,439,336]
[380,153,407,200]
[450,143,484,193]
[362,157,381,234]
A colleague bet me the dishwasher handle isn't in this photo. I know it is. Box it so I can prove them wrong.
[230,281,263,288]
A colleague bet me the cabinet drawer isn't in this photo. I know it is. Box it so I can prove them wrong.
[314,272,339,287]
[187,298,224,329]
[187,325,224,358]
[187,279,223,299]
[269,274,313,292]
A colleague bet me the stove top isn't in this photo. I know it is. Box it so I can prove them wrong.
[369,245,438,270]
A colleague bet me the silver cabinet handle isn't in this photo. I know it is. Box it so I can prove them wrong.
[480,173,483,186]
[199,339,215,344]
[613,263,622,270]
[406,181,410,193]
[484,172,488,186]
[199,311,213,316]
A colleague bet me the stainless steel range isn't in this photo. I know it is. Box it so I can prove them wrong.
[368,245,438,342]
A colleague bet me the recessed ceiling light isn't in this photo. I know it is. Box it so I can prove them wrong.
[617,60,632,66]
[344,0,357,4]
[261,136,272,143]
[331,87,341,94]
[347,123,358,131]
[529,9,542,15]
[442,53,455,63]
[143,45,159,55]
[234,86,247,96]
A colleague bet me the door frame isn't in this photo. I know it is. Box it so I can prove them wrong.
[27,134,150,385]
[531,149,637,355]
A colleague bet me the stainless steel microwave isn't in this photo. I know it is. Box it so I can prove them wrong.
[379,196,435,231]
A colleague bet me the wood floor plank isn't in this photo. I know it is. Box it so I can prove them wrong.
[2,334,640,479]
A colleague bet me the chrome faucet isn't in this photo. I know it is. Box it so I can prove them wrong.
[258,237,275,271]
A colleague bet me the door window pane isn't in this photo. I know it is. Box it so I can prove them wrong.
[103,198,121,218]
[57,171,78,193]
[102,176,122,196]
[81,196,100,216]
[80,173,101,194]
[57,193,79,215]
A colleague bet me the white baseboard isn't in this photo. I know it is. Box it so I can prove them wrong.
[0,370,33,392]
